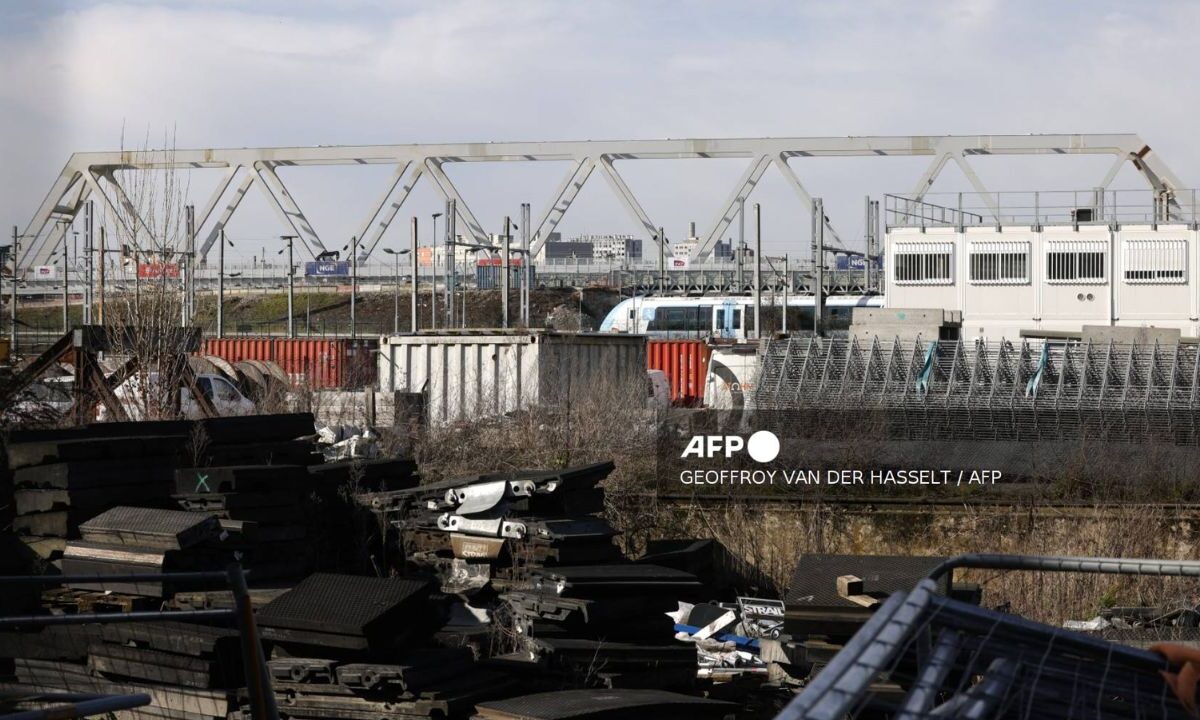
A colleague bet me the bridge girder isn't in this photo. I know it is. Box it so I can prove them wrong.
[16,134,1185,269]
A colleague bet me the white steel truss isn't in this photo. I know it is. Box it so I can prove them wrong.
[16,134,1185,269]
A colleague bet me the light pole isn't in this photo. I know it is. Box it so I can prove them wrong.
[431,211,442,330]
[217,230,234,338]
[341,236,360,338]
[754,203,762,340]
[737,196,745,291]
[520,203,531,326]
[7,226,17,353]
[446,199,457,328]
[502,216,511,329]
[383,247,410,334]
[50,222,71,332]
[410,218,419,333]
[279,235,297,338]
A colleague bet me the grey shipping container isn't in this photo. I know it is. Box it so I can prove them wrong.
[378,331,647,425]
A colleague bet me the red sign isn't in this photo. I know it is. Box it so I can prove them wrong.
[137,263,181,279]
[476,257,524,267]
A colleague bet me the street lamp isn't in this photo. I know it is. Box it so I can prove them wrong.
[217,230,234,338]
[279,235,297,338]
[431,212,442,329]
[382,247,411,334]
[341,236,360,339]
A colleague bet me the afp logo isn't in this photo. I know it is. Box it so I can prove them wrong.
[680,430,780,463]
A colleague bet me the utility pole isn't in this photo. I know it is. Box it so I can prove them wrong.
[281,235,297,338]
[813,198,825,336]
[393,250,400,334]
[446,200,456,328]
[188,204,196,323]
[443,200,452,326]
[83,202,93,325]
[383,246,407,334]
[502,216,511,329]
[521,203,531,327]
[350,235,358,339]
[217,228,226,338]
[782,253,789,334]
[737,196,745,291]
[432,211,442,329]
[410,218,418,333]
[753,205,762,339]
[7,226,16,354]
[183,204,194,327]
[61,228,70,333]
[97,226,106,325]
[658,227,665,295]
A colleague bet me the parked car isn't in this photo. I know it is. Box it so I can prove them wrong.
[98,372,255,420]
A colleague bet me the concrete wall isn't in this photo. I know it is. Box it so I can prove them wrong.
[378,332,647,425]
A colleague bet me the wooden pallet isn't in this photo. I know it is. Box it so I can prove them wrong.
[41,587,158,614]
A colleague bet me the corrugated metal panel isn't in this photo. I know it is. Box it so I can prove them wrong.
[379,332,646,425]
[648,339,711,406]
[202,338,378,389]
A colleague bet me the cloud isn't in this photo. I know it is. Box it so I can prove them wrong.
[2,0,1198,261]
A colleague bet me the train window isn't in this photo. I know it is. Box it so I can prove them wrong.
[648,305,713,334]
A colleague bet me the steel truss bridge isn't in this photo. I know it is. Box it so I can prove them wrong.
[15,134,1185,272]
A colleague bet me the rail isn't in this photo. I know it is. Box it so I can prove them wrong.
[886,188,1200,229]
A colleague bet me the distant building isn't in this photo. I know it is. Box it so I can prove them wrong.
[587,234,642,262]
[543,240,593,261]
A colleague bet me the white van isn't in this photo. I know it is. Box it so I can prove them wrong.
[99,372,255,420]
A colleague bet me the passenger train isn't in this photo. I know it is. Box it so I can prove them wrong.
[598,295,884,340]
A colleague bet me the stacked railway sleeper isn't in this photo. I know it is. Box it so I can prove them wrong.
[2,435,944,720]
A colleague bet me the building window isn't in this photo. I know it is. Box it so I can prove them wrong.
[1123,239,1186,284]
[1045,242,1106,284]
[969,242,1029,284]
[893,243,953,285]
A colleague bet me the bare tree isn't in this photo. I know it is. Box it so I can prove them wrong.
[100,127,195,420]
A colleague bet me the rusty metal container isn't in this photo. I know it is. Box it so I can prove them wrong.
[647,339,711,406]
[202,338,377,389]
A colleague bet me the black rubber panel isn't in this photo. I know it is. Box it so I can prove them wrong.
[79,506,221,549]
[256,573,433,637]
[173,465,309,494]
[784,553,949,607]
[306,458,419,491]
[6,438,187,470]
[98,620,241,657]
[13,457,180,490]
[194,413,315,445]
[200,439,321,467]
[4,420,191,444]
[474,688,735,720]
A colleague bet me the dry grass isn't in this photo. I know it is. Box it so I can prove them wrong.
[654,499,1200,625]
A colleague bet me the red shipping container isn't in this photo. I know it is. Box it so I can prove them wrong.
[647,339,711,407]
[202,338,378,389]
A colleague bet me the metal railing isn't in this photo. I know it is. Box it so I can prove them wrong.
[0,565,277,720]
[886,189,1200,229]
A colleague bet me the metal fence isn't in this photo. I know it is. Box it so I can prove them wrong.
[886,189,1200,230]
[753,335,1200,444]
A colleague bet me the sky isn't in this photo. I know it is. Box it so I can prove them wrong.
[2,0,1198,265]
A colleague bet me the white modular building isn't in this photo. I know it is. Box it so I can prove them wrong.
[883,191,1200,340]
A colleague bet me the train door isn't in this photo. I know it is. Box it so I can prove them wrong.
[713,301,742,339]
